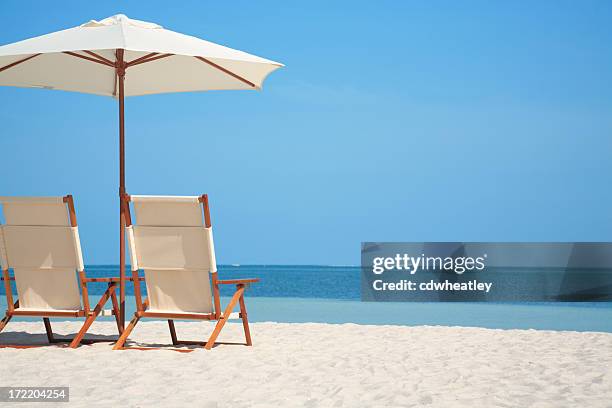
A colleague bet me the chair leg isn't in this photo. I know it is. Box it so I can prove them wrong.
[110,287,123,334]
[168,320,178,345]
[204,285,245,350]
[0,313,12,333]
[113,312,141,350]
[238,293,252,346]
[43,318,55,343]
[0,301,18,335]
[69,284,116,348]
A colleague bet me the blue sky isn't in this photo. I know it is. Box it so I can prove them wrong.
[1,1,611,265]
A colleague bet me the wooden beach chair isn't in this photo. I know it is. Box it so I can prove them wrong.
[113,194,258,351]
[0,195,122,348]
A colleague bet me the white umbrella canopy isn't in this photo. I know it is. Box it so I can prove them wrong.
[0,14,283,329]
[0,14,283,96]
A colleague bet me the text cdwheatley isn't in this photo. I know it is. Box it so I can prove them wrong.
[372,279,493,293]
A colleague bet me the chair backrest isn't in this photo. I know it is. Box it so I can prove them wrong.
[126,195,216,314]
[0,196,83,311]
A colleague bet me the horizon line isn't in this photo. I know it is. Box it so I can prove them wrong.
[82,263,360,268]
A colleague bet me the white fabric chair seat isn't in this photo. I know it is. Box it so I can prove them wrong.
[127,198,217,315]
[0,197,84,312]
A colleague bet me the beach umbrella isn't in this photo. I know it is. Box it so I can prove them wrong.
[0,14,283,328]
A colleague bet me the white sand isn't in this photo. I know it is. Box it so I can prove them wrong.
[1,321,611,407]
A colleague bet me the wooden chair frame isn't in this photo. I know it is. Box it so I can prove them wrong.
[113,194,259,351]
[0,195,126,348]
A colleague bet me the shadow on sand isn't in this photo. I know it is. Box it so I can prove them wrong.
[0,331,117,347]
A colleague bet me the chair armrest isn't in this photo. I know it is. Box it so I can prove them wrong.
[84,277,145,283]
[216,278,260,285]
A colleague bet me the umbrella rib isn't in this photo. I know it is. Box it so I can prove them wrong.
[194,56,256,88]
[125,52,159,67]
[82,50,115,66]
[0,53,41,73]
[126,53,173,68]
[63,51,114,67]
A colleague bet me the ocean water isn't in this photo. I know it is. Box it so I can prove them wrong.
[2,265,611,332]
[82,265,362,299]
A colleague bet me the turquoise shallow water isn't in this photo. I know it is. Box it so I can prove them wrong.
[2,296,611,333]
[1,265,611,332]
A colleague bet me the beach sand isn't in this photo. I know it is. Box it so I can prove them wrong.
[1,321,610,407]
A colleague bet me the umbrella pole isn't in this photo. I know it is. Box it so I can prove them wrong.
[117,49,126,331]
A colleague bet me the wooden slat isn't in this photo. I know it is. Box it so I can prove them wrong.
[238,293,252,346]
[84,277,144,282]
[65,195,78,227]
[204,286,245,350]
[132,270,144,311]
[139,311,214,320]
[79,271,90,314]
[202,194,211,227]
[69,283,117,348]
[112,311,142,350]
[0,313,12,333]
[2,270,14,312]
[217,278,259,285]
[12,310,84,317]
[122,194,132,226]
[211,272,221,319]
[43,318,55,343]
[168,320,178,345]
[110,288,123,334]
